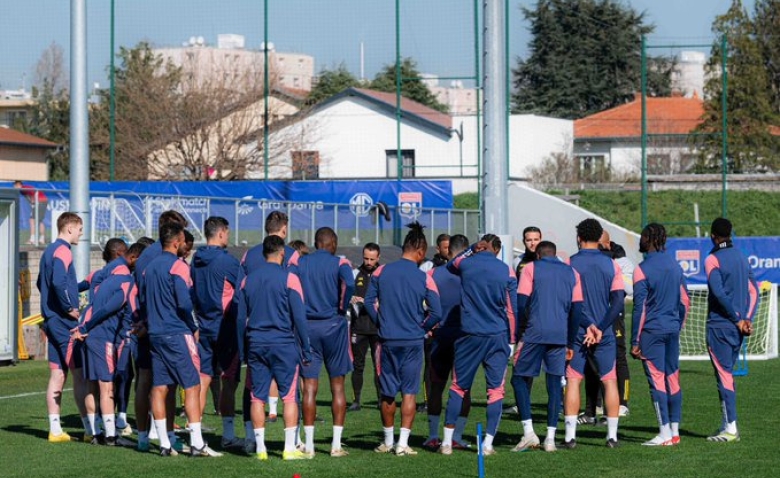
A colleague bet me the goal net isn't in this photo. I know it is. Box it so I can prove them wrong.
[680,282,778,361]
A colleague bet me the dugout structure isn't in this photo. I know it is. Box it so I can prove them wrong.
[0,189,20,363]
[680,283,778,361]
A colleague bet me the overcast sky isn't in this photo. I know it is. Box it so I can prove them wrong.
[0,0,755,92]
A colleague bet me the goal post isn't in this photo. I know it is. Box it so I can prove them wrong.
[679,282,778,361]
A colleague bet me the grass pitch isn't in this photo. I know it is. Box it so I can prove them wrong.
[1,356,779,478]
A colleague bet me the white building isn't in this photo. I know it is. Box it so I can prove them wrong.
[671,50,707,99]
[154,35,315,93]
[258,87,572,193]
[574,93,705,178]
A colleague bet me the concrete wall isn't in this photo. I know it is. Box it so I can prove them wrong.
[507,183,641,266]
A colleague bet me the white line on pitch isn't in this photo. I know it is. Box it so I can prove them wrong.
[0,388,73,401]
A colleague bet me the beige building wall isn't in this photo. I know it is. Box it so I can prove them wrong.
[0,146,48,181]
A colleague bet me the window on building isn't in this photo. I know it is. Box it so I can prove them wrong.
[578,155,609,182]
[292,150,320,180]
[648,154,672,175]
[386,149,416,178]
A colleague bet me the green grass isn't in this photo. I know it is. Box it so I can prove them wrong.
[570,190,779,237]
[2,357,780,478]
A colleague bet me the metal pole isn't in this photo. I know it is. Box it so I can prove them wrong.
[109,0,116,181]
[263,0,269,180]
[482,0,508,236]
[395,0,402,181]
[721,34,728,219]
[70,0,90,278]
[640,36,648,228]
[474,0,482,226]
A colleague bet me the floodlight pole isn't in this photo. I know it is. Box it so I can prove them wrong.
[482,0,508,236]
[70,0,91,278]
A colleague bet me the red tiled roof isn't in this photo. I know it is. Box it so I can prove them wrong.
[574,95,705,139]
[0,127,58,148]
[353,88,452,130]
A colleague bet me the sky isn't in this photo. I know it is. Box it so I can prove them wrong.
[0,0,756,93]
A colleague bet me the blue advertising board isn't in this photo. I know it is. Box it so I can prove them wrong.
[666,237,780,285]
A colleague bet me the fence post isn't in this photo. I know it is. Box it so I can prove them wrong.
[109,193,116,238]
[447,210,452,235]
[375,207,379,245]
[310,203,316,242]
[334,204,339,237]
[234,200,240,246]
[145,196,153,237]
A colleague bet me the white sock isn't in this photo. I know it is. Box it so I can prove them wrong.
[453,416,468,443]
[154,419,170,449]
[190,422,205,449]
[284,426,297,452]
[383,426,394,447]
[671,422,680,437]
[117,412,127,428]
[428,414,441,439]
[222,416,235,440]
[442,427,454,447]
[245,420,255,441]
[87,414,97,435]
[545,426,556,443]
[398,428,411,449]
[332,425,343,450]
[138,430,149,442]
[522,419,534,437]
[564,415,577,442]
[660,423,672,440]
[269,397,279,416]
[148,414,159,439]
[49,414,63,435]
[725,421,737,435]
[102,414,116,438]
[304,425,315,453]
[483,433,495,450]
[254,427,266,453]
[606,417,619,440]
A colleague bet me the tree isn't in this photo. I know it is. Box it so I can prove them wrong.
[695,0,780,173]
[754,0,780,112]
[370,58,448,112]
[512,0,672,119]
[22,43,71,180]
[307,63,361,105]
[89,42,306,181]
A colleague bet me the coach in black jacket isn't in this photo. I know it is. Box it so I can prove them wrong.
[348,243,382,411]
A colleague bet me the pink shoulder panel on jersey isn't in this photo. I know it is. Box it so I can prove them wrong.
[287,272,305,302]
[288,250,300,267]
[425,273,440,294]
[53,245,72,269]
[339,257,352,268]
[112,264,131,276]
[518,262,535,296]
[169,260,193,287]
[372,264,385,277]
[633,264,646,284]
[572,270,584,302]
[705,255,720,278]
[611,260,625,291]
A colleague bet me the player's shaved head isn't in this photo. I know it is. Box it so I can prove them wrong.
[536,241,557,258]
[315,227,338,253]
[448,234,469,257]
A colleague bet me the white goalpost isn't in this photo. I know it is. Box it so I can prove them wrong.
[679,283,778,361]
